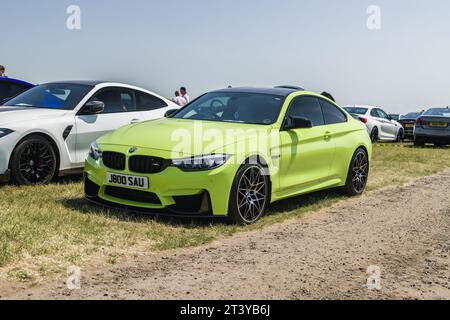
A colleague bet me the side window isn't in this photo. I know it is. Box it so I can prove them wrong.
[370,109,379,117]
[9,83,31,96]
[135,91,168,111]
[0,82,31,100]
[377,109,388,119]
[0,82,12,99]
[90,88,136,114]
[319,99,347,125]
[286,96,324,126]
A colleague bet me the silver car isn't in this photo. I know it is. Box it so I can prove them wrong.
[414,107,450,147]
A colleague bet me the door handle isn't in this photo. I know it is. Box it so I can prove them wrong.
[130,119,142,124]
[324,131,332,141]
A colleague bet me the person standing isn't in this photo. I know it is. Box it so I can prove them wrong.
[172,90,187,107]
[180,87,190,104]
[0,65,7,78]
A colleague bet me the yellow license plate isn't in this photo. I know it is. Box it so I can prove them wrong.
[429,122,448,127]
[405,124,414,128]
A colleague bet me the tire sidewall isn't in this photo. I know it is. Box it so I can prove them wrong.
[10,135,57,185]
[228,163,270,224]
[371,128,378,143]
[345,148,369,196]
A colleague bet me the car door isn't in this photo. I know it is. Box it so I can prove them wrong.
[279,96,336,193]
[134,90,173,119]
[319,98,351,179]
[377,108,397,139]
[74,87,144,163]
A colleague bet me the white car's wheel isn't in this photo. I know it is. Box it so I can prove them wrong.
[10,135,58,185]
[370,128,379,143]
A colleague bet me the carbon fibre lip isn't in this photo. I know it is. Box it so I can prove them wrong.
[84,195,218,219]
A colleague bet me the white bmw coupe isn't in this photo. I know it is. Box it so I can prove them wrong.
[0,81,179,185]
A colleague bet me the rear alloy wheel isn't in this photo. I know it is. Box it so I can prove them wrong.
[10,135,57,185]
[228,163,269,224]
[414,139,424,147]
[370,128,379,143]
[396,129,404,142]
[343,148,369,196]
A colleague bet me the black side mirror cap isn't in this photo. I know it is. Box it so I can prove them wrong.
[165,108,178,118]
[283,116,313,130]
[81,101,105,115]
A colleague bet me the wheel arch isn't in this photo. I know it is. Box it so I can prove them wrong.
[9,132,61,174]
[243,154,273,202]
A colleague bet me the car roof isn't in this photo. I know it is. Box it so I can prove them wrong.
[344,105,375,109]
[43,80,109,86]
[211,86,301,97]
[0,77,34,87]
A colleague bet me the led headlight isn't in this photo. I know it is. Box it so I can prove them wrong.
[171,154,231,171]
[89,141,103,160]
[0,128,14,138]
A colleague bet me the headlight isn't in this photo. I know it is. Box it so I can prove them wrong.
[171,154,231,171]
[0,128,14,138]
[89,141,103,160]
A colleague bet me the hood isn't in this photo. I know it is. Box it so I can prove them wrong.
[98,118,272,156]
[0,106,68,126]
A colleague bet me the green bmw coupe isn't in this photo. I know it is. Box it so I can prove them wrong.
[84,87,371,224]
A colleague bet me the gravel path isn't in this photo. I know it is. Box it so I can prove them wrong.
[4,171,450,300]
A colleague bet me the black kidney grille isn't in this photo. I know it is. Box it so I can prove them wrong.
[102,152,126,171]
[129,155,169,174]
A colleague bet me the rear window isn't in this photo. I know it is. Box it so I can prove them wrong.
[402,112,421,119]
[424,108,450,117]
[344,107,368,115]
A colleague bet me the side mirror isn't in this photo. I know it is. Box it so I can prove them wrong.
[164,108,178,118]
[81,101,105,115]
[283,116,313,130]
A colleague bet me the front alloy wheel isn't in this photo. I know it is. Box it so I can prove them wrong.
[343,148,369,196]
[228,163,269,224]
[10,135,57,185]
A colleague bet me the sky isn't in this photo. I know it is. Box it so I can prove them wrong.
[2,0,450,113]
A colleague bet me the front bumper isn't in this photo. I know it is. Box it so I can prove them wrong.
[84,150,238,216]
[0,169,10,183]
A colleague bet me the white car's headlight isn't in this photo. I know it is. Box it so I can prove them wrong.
[0,128,14,138]
[89,141,103,160]
[171,154,231,171]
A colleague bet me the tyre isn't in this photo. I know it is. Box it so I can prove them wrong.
[10,135,58,185]
[343,148,369,196]
[414,138,424,147]
[228,163,270,224]
[370,128,379,143]
[396,129,404,142]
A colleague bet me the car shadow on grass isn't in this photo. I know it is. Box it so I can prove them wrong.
[59,188,345,228]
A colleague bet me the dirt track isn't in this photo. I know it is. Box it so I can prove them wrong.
[4,170,450,300]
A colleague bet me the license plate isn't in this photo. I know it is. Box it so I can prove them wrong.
[106,172,149,190]
[429,122,448,127]
[405,124,414,128]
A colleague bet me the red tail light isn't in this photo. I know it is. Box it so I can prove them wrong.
[359,117,368,124]
[416,118,428,127]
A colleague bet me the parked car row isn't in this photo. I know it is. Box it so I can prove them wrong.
[344,104,450,147]
[0,82,372,224]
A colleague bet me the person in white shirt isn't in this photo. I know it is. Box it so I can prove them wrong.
[172,91,187,106]
[180,87,190,104]
[0,65,7,78]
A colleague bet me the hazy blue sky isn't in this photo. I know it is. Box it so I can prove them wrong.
[2,0,450,113]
